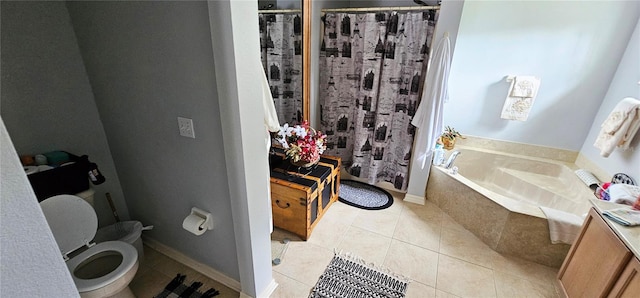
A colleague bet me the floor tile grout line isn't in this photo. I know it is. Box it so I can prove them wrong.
[438,250,559,291]
[434,252,441,293]
[275,269,316,289]
[349,219,397,239]
[389,236,441,255]
[491,267,499,297]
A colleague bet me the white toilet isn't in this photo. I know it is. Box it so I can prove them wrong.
[40,193,139,298]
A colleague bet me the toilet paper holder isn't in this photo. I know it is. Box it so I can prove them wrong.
[187,207,214,231]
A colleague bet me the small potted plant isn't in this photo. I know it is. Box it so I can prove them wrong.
[438,126,463,150]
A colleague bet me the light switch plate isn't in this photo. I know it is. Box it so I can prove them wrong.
[177,117,195,138]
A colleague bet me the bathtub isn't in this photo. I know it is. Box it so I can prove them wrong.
[426,145,596,268]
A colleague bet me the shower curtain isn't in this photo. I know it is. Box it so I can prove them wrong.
[319,10,438,191]
[259,12,303,125]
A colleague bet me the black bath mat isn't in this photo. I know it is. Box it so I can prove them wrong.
[154,274,219,298]
[339,180,393,210]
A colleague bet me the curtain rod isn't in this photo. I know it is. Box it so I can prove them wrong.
[322,6,440,13]
[259,9,301,14]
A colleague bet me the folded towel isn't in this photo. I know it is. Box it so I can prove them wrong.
[540,207,586,245]
[603,207,640,226]
[608,183,640,205]
[594,97,640,157]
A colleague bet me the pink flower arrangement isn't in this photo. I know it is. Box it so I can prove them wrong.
[275,121,326,163]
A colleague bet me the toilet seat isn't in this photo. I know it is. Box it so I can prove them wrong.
[40,195,139,295]
[66,241,138,292]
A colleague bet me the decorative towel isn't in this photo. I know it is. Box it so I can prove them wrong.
[500,76,541,121]
[594,97,640,157]
[539,207,586,245]
[509,76,540,98]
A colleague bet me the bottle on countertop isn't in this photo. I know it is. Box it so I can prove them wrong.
[433,143,445,166]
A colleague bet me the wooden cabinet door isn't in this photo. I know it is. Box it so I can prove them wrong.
[608,257,640,298]
[558,208,633,297]
[271,182,309,239]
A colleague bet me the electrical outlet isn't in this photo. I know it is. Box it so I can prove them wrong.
[177,117,195,138]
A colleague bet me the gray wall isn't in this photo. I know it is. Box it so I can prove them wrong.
[580,19,640,180]
[1,118,79,297]
[0,1,129,228]
[65,1,239,280]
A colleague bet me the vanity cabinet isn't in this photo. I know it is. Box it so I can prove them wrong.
[609,257,640,297]
[557,208,637,297]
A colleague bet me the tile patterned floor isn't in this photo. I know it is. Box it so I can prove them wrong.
[129,245,240,297]
[131,193,562,298]
[271,194,563,298]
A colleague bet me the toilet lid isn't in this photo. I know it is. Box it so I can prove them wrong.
[40,195,98,256]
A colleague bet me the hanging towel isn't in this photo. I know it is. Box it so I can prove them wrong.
[262,69,280,150]
[509,76,540,98]
[261,68,280,234]
[500,76,540,121]
[539,207,586,245]
[594,97,640,157]
[411,34,451,169]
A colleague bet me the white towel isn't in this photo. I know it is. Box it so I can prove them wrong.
[510,76,540,98]
[411,34,451,169]
[262,69,280,150]
[539,207,586,245]
[608,183,640,205]
[594,97,640,157]
[261,69,279,234]
[501,76,540,121]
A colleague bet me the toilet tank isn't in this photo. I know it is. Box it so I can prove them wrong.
[75,188,95,207]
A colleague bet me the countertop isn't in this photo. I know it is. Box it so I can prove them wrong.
[590,199,640,258]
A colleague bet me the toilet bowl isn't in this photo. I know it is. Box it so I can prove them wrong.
[40,194,139,298]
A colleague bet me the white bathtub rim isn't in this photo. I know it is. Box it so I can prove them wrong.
[433,145,596,220]
[452,145,578,167]
[432,165,547,219]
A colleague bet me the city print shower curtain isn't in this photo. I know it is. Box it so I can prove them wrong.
[259,12,303,125]
[319,10,438,190]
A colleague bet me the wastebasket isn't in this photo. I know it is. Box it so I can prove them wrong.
[94,221,152,263]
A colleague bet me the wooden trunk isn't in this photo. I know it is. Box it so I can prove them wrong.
[269,153,341,240]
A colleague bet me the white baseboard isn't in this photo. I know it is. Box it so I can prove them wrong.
[403,193,425,205]
[241,279,277,298]
[142,236,241,292]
